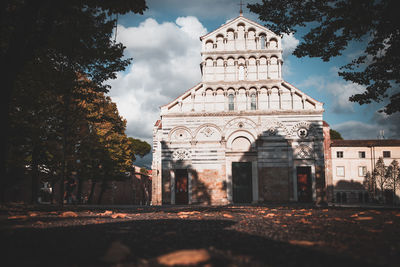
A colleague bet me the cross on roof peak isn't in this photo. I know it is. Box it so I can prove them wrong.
[239,0,244,16]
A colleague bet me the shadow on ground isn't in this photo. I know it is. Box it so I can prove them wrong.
[3,217,375,267]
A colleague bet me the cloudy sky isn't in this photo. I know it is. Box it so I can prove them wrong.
[106,0,400,167]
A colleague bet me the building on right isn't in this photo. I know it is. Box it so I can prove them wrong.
[327,138,400,204]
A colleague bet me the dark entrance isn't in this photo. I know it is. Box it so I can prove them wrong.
[232,162,252,203]
[175,169,188,204]
[297,166,312,202]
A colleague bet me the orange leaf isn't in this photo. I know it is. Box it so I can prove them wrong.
[60,211,78,217]
[355,216,373,221]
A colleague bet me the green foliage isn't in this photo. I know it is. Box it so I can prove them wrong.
[128,137,151,158]
[2,0,147,202]
[330,129,343,140]
[248,0,400,114]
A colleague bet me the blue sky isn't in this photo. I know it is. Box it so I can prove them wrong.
[106,0,400,168]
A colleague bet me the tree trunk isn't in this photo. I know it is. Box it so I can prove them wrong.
[31,144,40,204]
[97,181,108,205]
[76,177,83,204]
[88,180,96,204]
[59,93,71,206]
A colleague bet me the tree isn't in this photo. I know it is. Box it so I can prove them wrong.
[374,157,388,202]
[128,137,151,158]
[248,0,400,114]
[386,160,400,205]
[1,0,147,201]
[330,129,343,140]
[363,171,376,200]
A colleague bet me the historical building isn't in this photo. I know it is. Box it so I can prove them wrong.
[327,139,400,204]
[151,13,326,205]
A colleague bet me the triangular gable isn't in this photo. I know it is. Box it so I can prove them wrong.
[281,81,324,109]
[200,15,278,41]
[161,83,203,109]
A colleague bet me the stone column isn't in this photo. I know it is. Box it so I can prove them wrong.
[278,59,282,79]
[191,92,195,112]
[202,91,206,111]
[170,169,175,204]
[267,58,270,79]
[256,59,259,80]
[267,88,271,109]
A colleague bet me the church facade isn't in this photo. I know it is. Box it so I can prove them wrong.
[151,14,326,205]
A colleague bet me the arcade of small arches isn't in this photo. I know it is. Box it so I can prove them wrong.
[203,23,280,51]
[173,85,314,112]
[202,55,282,81]
[167,119,317,145]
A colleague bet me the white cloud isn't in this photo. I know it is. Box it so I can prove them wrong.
[107,17,207,143]
[300,75,365,113]
[281,33,299,59]
[281,33,300,77]
[332,112,400,139]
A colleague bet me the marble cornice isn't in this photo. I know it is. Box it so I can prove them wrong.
[162,110,324,117]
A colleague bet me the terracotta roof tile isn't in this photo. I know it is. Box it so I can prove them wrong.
[331,139,400,147]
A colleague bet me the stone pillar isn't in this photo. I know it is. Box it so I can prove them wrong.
[170,169,175,204]
[290,89,294,110]
[278,59,282,79]
[191,92,195,112]
[267,58,270,79]
[202,91,206,111]
[256,59,259,80]
[234,60,238,81]
[278,89,283,109]
[267,88,271,109]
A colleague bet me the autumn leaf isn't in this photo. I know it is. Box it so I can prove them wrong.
[355,217,373,221]
[223,214,233,219]
[60,211,78,217]
[157,249,210,266]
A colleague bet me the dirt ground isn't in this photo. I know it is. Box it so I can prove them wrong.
[1,204,399,266]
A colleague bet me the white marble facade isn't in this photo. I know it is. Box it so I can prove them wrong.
[152,14,326,205]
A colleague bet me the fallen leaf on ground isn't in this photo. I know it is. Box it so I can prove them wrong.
[304,212,312,216]
[285,213,292,217]
[100,210,113,216]
[223,214,233,218]
[322,209,328,212]
[355,216,373,221]
[157,249,210,266]
[101,241,131,263]
[350,213,358,218]
[300,218,311,224]
[28,212,38,217]
[60,211,78,217]
[264,213,275,217]
[111,213,129,219]
[177,211,200,216]
[8,215,28,220]
[289,240,317,246]
[178,215,188,219]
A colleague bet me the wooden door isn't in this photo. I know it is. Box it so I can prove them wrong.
[175,169,188,204]
[232,162,252,203]
[297,166,312,202]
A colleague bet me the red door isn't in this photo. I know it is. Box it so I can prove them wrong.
[297,166,312,202]
[175,169,188,204]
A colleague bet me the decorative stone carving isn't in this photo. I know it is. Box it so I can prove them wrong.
[172,149,191,161]
[201,127,215,137]
[297,127,308,138]
[294,144,313,159]
[289,121,315,138]
[262,119,289,137]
